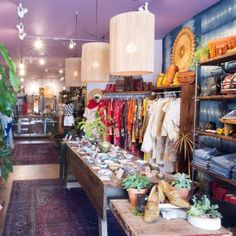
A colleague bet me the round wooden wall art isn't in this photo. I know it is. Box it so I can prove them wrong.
[172,27,195,72]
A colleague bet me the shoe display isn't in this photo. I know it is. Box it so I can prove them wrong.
[158,180,190,208]
[144,185,165,223]
[223,110,236,119]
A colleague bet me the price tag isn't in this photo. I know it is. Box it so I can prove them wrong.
[116,168,124,180]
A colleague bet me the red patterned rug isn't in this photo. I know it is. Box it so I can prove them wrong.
[3,179,125,236]
[13,143,60,165]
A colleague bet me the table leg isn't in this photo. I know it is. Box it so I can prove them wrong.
[98,216,108,236]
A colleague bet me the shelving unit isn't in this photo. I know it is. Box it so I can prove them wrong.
[193,52,236,187]
[193,164,236,187]
[196,130,236,142]
[197,95,236,100]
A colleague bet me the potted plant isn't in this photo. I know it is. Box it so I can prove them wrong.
[122,174,152,207]
[78,111,112,153]
[187,195,222,230]
[0,44,20,181]
[191,44,210,68]
[171,172,192,199]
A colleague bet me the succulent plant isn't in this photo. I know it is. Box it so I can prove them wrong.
[188,195,222,218]
[122,174,152,191]
[171,172,192,190]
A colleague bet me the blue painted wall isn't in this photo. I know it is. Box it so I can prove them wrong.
[163,0,236,153]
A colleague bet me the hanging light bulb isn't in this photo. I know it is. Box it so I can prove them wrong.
[19,61,25,70]
[69,39,76,49]
[39,58,45,65]
[59,69,63,74]
[20,77,24,82]
[19,69,25,76]
[60,76,64,81]
[34,38,43,50]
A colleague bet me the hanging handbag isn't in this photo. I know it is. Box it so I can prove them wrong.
[221,73,236,94]
[201,77,221,96]
[105,83,116,92]
[115,77,125,92]
[133,77,144,91]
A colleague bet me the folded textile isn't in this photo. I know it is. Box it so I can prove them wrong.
[194,148,220,161]
[193,160,209,170]
[211,153,236,170]
[193,159,209,168]
[208,163,231,178]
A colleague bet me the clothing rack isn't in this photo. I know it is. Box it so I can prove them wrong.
[103,91,151,99]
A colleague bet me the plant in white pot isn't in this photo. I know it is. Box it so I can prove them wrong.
[122,174,152,208]
[171,172,192,199]
[187,195,222,230]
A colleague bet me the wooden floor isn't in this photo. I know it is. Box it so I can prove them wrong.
[0,139,60,235]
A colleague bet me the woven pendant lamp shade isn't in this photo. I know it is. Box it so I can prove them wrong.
[81,42,110,83]
[110,11,155,76]
[65,58,82,87]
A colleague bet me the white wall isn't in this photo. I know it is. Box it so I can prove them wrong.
[23,78,65,96]
[86,39,163,94]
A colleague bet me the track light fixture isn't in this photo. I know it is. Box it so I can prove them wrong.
[138,1,149,12]
[69,39,76,49]
[17,3,28,19]
[16,22,27,40]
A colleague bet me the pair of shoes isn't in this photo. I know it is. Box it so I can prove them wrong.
[158,180,190,208]
[144,185,165,223]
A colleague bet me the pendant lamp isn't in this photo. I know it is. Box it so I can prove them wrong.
[110,11,155,76]
[81,42,110,83]
[65,57,81,87]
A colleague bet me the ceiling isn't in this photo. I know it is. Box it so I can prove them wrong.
[0,0,219,81]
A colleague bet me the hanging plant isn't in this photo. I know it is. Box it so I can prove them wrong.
[0,43,20,180]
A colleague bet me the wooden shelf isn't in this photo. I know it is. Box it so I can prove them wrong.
[199,51,236,66]
[196,130,236,142]
[193,164,236,187]
[154,85,181,91]
[196,95,236,100]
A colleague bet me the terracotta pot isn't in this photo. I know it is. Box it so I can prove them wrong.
[176,188,189,200]
[127,188,148,207]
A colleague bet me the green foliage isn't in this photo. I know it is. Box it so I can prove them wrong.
[171,172,192,190]
[0,43,20,180]
[131,208,144,216]
[191,45,210,68]
[122,174,152,191]
[188,195,222,218]
[78,111,111,141]
[0,147,13,180]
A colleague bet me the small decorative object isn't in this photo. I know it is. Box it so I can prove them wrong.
[177,71,195,85]
[171,173,192,199]
[207,35,236,58]
[144,185,165,223]
[122,174,152,207]
[156,73,165,87]
[187,195,222,230]
[191,44,210,68]
[221,73,236,95]
[165,64,179,85]
[172,27,195,71]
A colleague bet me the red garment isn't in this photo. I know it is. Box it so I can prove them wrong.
[22,102,28,115]
[87,99,99,109]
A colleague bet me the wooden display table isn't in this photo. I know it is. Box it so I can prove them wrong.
[110,200,232,236]
[63,143,127,236]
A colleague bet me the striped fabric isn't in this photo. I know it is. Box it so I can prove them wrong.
[64,103,75,116]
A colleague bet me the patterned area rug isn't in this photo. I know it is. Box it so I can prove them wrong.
[13,143,60,165]
[3,179,126,236]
